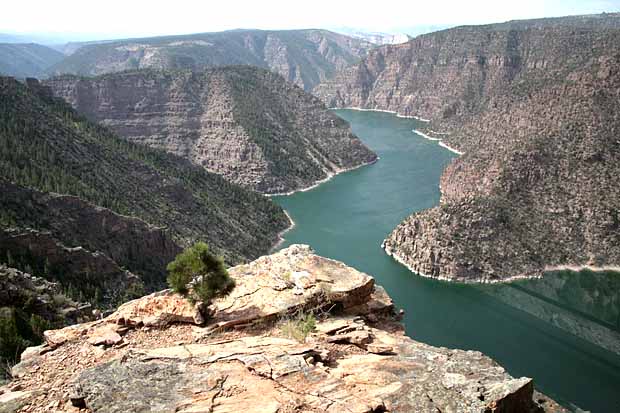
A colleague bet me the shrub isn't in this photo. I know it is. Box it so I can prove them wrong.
[167,242,235,305]
[280,312,316,343]
[0,308,31,369]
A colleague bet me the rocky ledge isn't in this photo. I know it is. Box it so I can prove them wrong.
[2,245,564,412]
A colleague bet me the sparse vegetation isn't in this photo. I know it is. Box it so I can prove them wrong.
[167,242,235,305]
[0,306,54,380]
[280,311,316,343]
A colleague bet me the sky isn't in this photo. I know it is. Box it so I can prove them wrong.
[1,0,619,41]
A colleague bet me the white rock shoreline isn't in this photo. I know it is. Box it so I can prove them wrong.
[544,264,620,273]
[265,157,378,197]
[414,129,464,155]
[270,210,295,251]
[330,106,431,122]
[382,242,544,284]
[267,157,378,251]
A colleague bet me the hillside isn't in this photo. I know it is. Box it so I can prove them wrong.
[47,29,374,91]
[0,43,64,78]
[316,13,620,282]
[44,67,377,194]
[0,76,289,265]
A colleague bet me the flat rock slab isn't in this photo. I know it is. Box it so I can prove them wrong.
[69,320,543,413]
[209,245,375,329]
[0,391,34,413]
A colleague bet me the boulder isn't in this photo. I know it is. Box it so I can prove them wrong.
[208,245,375,329]
[108,289,205,327]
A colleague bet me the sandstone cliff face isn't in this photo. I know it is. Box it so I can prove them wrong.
[317,14,620,281]
[314,13,620,121]
[48,29,374,91]
[44,67,377,194]
[0,228,142,307]
[3,246,565,413]
[0,265,90,328]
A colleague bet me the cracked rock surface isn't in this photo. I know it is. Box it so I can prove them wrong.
[3,245,565,413]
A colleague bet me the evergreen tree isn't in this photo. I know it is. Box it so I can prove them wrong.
[167,242,235,306]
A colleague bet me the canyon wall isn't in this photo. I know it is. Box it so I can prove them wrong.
[318,14,620,281]
[45,67,377,194]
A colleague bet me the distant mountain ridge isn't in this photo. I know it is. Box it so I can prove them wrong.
[332,28,411,45]
[316,13,620,282]
[47,29,374,91]
[44,67,377,194]
[0,43,64,78]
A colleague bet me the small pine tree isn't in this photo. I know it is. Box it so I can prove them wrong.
[167,242,235,306]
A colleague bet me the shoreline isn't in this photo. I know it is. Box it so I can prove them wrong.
[382,243,620,284]
[381,242,543,284]
[270,210,296,252]
[265,157,378,197]
[330,106,430,122]
[267,157,378,251]
[544,264,620,274]
[414,129,464,155]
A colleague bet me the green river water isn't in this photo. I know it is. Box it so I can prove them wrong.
[273,109,620,413]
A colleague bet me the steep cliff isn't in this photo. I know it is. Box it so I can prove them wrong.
[0,180,179,293]
[0,264,93,374]
[0,76,289,264]
[48,29,373,91]
[317,14,620,282]
[44,67,377,194]
[2,246,565,413]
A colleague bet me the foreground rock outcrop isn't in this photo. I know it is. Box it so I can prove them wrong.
[45,67,377,194]
[317,13,620,282]
[3,246,565,412]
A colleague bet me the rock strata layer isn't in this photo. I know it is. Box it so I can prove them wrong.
[3,245,565,412]
[45,67,377,194]
[317,13,620,281]
[0,180,180,292]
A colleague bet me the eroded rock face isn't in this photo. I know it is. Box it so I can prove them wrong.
[44,67,377,194]
[316,15,620,281]
[0,180,181,287]
[0,228,142,305]
[5,246,565,412]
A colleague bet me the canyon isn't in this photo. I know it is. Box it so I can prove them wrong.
[45,67,377,194]
[316,13,620,282]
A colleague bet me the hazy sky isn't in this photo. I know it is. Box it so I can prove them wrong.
[2,0,619,40]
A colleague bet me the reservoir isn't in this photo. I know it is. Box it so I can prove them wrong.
[273,109,620,413]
